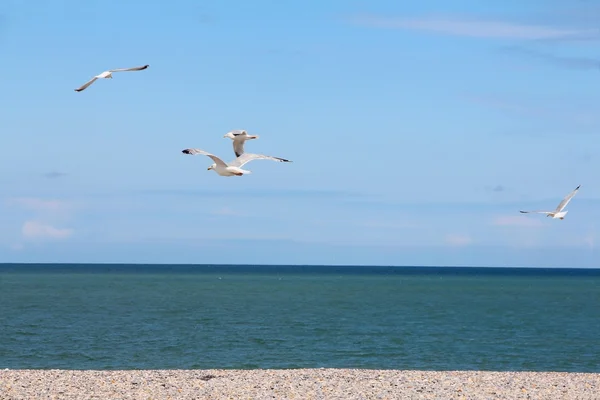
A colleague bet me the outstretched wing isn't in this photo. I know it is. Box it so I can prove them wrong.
[74,77,98,92]
[229,153,292,168]
[226,130,247,136]
[519,210,551,214]
[232,140,245,158]
[224,130,247,157]
[224,130,260,157]
[109,65,150,72]
[554,185,581,212]
[181,148,228,168]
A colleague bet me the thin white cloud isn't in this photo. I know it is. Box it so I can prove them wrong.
[500,46,600,70]
[21,221,73,240]
[584,234,595,250]
[466,94,549,119]
[359,219,421,229]
[4,197,78,242]
[493,215,544,227]
[211,207,243,217]
[9,243,24,251]
[347,14,596,40]
[558,231,597,250]
[465,94,600,128]
[7,197,71,212]
[445,234,473,246]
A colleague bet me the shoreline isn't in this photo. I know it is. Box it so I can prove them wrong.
[1,369,599,399]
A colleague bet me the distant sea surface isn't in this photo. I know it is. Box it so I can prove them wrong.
[1,264,599,371]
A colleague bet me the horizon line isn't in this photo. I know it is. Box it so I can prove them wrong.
[1,262,599,270]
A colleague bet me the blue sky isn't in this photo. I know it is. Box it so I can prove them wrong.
[1,0,600,267]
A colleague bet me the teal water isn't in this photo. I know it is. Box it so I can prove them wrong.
[1,264,599,371]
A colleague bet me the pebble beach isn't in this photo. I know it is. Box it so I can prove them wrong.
[1,369,599,399]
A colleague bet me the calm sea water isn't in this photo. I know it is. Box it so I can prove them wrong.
[1,264,599,371]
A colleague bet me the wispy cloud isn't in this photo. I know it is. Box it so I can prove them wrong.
[543,5,600,29]
[358,219,422,230]
[7,197,71,212]
[262,48,305,57]
[492,215,544,227]
[501,46,600,70]
[211,207,243,217]
[9,243,24,251]
[465,94,600,128]
[43,171,68,179]
[346,14,597,40]
[445,234,473,246]
[21,221,73,240]
[583,233,595,250]
[140,188,367,200]
[467,94,546,118]
[5,197,77,245]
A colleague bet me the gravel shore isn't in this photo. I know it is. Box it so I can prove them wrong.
[1,369,598,399]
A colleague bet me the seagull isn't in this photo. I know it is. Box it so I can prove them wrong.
[519,185,581,220]
[74,65,149,92]
[223,130,260,157]
[181,148,291,177]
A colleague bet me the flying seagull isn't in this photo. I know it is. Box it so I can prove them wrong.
[223,130,260,157]
[181,148,291,177]
[519,185,581,220]
[74,65,149,92]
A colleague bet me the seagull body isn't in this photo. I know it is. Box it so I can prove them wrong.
[519,185,581,220]
[181,148,291,177]
[223,130,260,157]
[74,64,149,92]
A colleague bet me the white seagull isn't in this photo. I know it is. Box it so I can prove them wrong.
[519,185,581,220]
[223,130,260,157]
[181,148,291,177]
[74,64,149,92]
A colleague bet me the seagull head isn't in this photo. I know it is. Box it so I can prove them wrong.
[207,163,216,171]
[223,132,235,139]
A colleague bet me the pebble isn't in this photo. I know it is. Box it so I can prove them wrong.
[0,369,598,399]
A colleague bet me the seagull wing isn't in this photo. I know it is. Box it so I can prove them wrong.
[109,65,150,72]
[519,210,552,214]
[181,148,228,168]
[74,77,99,92]
[554,185,581,212]
[224,130,252,157]
[232,139,246,158]
[226,130,247,136]
[229,153,292,168]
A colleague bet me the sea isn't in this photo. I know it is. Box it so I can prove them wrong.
[1,264,599,372]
